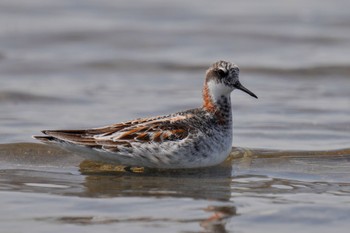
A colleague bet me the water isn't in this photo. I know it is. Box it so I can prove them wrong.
[1,0,350,232]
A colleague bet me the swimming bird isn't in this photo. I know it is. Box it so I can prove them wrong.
[34,60,257,169]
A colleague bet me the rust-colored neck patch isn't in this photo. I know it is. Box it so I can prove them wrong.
[202,83,217,113]
[202,82,232,125]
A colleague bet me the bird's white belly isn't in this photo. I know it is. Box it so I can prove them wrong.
[117,127,233,168]
[68,126,233,169]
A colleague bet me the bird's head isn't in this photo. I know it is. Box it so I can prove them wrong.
[205,60,258,99]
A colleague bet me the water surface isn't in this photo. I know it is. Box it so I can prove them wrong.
[1,0,350,232]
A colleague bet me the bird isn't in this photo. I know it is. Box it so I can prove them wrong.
[33,60,257,169]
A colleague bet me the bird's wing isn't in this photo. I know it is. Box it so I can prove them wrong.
[34,113,196,152]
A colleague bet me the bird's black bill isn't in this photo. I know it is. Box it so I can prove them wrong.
[235,82,258,99]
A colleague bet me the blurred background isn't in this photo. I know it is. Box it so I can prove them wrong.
[1,1,350,233]
[1,0,350,149]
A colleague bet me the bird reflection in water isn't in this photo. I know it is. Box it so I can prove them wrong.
[79,159,237,232]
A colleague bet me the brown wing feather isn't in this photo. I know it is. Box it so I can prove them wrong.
[109,117,194,143]
[35,113,195,150]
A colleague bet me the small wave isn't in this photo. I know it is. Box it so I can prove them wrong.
[242,65,350,76]
[0,142,82,166]
[1,142,349,168]
[81,59,350,76]
[0,91,69,104]
[159,63,350,76]
[230,147,350,159]
[80,59,206,72]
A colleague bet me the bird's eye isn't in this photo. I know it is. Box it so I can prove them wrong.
[217,69,227,77]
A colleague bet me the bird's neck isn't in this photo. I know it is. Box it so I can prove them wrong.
[202,81,232,123]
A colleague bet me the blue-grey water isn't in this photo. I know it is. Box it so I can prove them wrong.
[1,0,350,232]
